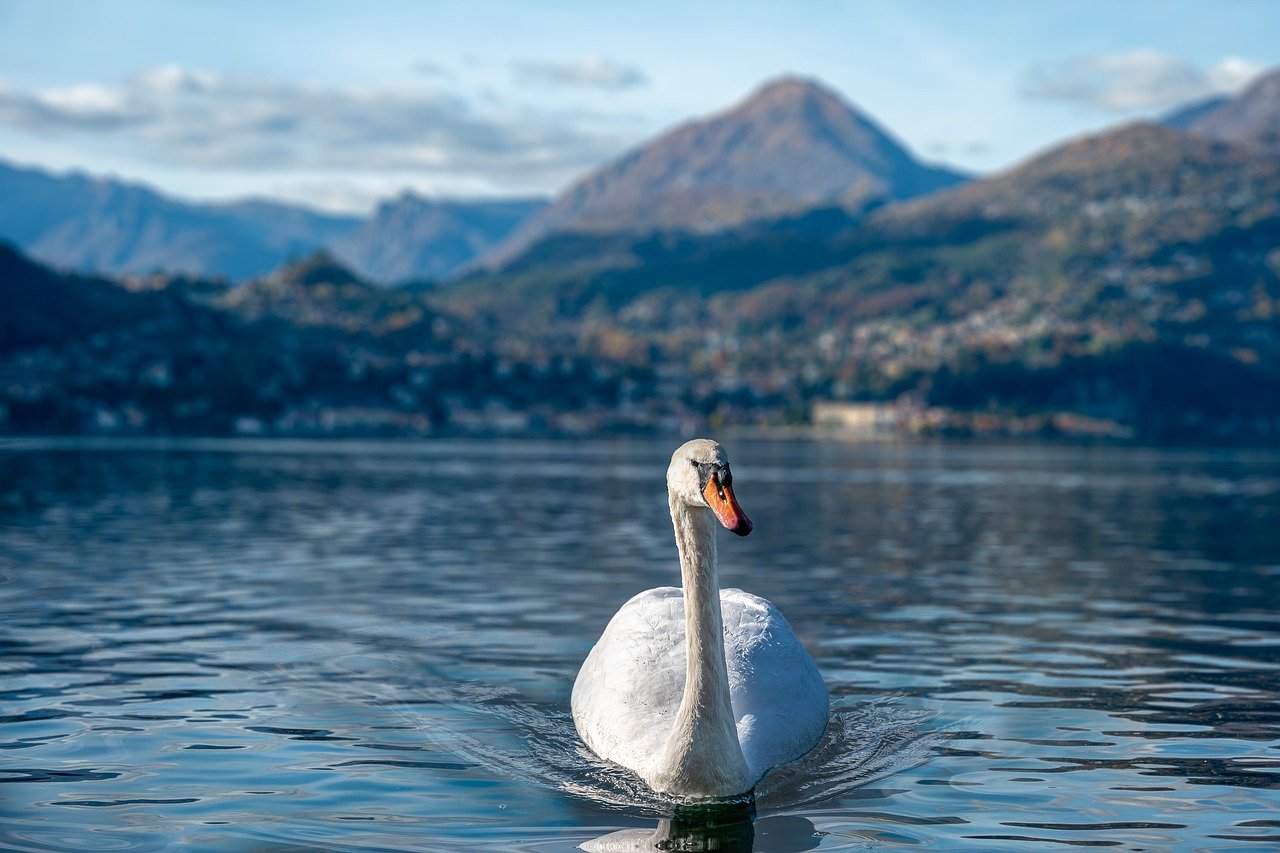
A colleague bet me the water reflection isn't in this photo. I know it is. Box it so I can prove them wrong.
[582,801,820,853]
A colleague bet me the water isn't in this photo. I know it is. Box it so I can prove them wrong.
[1,437,1278,851]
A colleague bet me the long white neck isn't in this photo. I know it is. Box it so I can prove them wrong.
[651,493,751,797]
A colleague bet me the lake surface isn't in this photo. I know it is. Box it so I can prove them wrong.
[1,437,1278,851]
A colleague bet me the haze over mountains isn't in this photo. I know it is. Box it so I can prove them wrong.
[0,161,544,284]
[331,193,545,284]
[0,161,359,281]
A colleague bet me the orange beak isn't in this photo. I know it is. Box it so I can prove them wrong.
[703,474,753,537]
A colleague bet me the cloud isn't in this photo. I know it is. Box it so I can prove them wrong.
[512,57,648,90]
[0,66,637,190]
[1019,51,1265,113]
[0,80,150,129]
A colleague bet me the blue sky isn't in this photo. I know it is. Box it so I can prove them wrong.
[0,0,1276,212]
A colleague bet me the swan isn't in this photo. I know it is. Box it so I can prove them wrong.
[572,438,828,798]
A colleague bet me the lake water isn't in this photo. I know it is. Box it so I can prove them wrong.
[1,437,1278,851]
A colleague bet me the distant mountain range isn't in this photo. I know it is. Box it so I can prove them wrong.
[0,161,359,281]
[0,76,964,283]
[482,76,965,269]
[451,116,1280,320]
[5,69,1279,287]
[435,96,1280,441]
[330,193,545,283]
[3,69,1280,442]
[0,161,544,284]
[465,67,1280,288]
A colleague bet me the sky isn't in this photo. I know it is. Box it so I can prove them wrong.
[0,0,1277,213]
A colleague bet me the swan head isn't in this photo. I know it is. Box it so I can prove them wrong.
[667,439,753,537]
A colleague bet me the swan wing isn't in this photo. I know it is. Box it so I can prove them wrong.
[572,587,689,781]
[720,588,829,780]
[572,587,828,784]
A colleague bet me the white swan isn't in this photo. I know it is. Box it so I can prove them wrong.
[572,438,827,798]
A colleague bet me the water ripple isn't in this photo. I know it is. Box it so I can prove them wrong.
[1,438,1278,850]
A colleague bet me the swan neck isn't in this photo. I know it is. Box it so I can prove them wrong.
[673,498,725,704]
[656,493,749,795]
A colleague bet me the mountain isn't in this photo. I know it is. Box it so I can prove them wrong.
[218,250,445,337]
[0,160,543,284]
[0,244,644,436]
[1164,68,1280,152]
[6,83,1280,442]
[461,123,1276,316]
[6,111,1280,444]
[481,76,966,269]
[881,122,1280,243]
[0,241,170,354]
[442,120,1280,441]
[0,160,360,280]
[1162,95,1230,131]
[330,193,546,284]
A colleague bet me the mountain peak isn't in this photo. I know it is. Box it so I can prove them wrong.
[1241,66,1280,99]
[273,250,364,288]
[720,74,878,134]
[1164,65,1280,151]
[736,74,849,110]
[480,76,965,269]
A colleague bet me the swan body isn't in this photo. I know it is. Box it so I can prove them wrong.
[573,586,827,788]
[572,439,828,798]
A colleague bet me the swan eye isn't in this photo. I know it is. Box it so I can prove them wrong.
[690,460,718,494]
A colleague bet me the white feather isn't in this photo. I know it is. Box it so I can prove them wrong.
[572,585,828,787]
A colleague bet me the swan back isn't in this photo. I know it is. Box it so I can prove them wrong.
[572,586,828,786]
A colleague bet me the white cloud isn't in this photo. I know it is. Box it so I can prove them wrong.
[0,79,149,128]
[1020,51,1266,113]
[0,66,637,190]
[511,57,648,90]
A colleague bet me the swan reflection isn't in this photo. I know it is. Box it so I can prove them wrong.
[582,801,819,853]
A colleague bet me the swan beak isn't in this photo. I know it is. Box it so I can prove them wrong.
[704,474,753,537]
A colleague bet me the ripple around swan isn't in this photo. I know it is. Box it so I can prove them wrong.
[2,437,1279,850]
[407,686,943,816]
